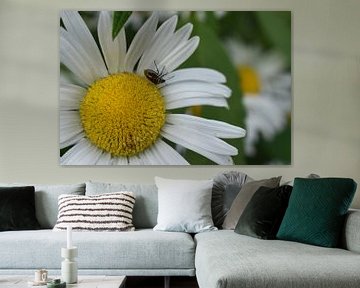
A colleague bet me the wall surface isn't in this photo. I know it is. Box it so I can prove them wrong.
[0,0,359,208]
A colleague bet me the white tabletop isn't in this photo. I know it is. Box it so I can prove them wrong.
[0,275,126,288]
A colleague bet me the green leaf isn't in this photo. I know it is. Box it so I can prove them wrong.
[112,11,132,40]
[219,12,264,44]
[60,146,73,157]
[255,11,291,67]
[181,18,247,165]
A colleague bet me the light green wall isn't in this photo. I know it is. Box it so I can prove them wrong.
[0,0,359,208]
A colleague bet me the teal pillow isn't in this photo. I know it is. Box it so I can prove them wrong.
[277,178,357,247]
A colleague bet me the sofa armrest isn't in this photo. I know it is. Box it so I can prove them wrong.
[342,209,360,253]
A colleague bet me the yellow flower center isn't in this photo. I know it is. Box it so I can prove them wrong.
[238,66,261,95]
[80,73,166,157]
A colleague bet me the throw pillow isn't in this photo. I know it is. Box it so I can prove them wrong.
[212,171,252,228]
[222,176,281,230]
[53,192,136,231]
[277,178,357,247]
[0,186,41,231]
[86,181,158,229]
[153,177,217,233]
[235,185,293,239]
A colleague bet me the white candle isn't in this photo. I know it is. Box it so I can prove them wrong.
[67,225,72,249]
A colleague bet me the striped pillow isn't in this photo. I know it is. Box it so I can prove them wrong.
[53,192,135,231]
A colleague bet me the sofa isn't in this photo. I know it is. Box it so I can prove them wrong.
[0,180,359,288]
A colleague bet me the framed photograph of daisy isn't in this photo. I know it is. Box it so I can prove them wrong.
[60,11,291,165]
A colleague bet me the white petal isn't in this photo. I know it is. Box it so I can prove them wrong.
[114,157,129,165]
[60,33,95,85]
[61,11,108,78]
[138,23,194,74]
[165,68,226,84]
[245,97,286,133]
[137,15,178,73]
[95,152,113,165]
[165,97,228,110]
[161,82,231,98]
[161,130,234,165]
[158,36,199,72]
[164,91,228,104]
[271,74,292,89]
[60,83,86,111]
[136,147,162,165]
[61,138,103,165]
[152,139,189,165]
[124,12,159,72]
[166,114,246,138]
[161,124,238,155]
[98,11,127,74]
[128,155,145,165]
[60,111,83,148]
[257,52,285,80]
[162,23,193,56]
[60,132,85,150]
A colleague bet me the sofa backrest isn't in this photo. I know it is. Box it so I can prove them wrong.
[86,181,158,229]
[0,182,85,229]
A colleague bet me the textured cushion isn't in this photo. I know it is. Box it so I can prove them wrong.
[277,178,357,248]
[86,182,157,229]
[0,186,40,231]
[0,183,85,228]
[154,177,216,233]
[212,171,252,228]
[195,230,360,288]
[0,229,195,271]
[222,176,281,229]
[235,185,292,239]
[53,192,135,232]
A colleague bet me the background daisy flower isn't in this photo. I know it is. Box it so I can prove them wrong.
[226,41,291,157]
[60,11,245,165]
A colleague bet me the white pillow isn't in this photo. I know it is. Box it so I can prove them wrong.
[153,177,217,233]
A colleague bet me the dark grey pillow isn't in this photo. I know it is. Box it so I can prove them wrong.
[223,176,282,230]
[212,171,252,228]
[235,185,293,239]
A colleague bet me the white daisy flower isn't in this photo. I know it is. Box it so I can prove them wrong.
[60,11,246,165]
[227,41,291,156]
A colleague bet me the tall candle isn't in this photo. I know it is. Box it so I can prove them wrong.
[67,225,72,249]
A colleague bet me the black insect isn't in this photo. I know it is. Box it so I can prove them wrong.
[144,61,168,85]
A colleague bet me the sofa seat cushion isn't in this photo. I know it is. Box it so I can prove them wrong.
[195,230,360,288]
[0,229,195,270]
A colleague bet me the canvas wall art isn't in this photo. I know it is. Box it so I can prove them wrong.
[60,11,291,165]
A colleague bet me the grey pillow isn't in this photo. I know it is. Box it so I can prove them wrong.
[153,177,217,233]
[283,173,320,186]
[222,176,281,230]
[86,181,158,229]
[0,183,85,228]
[212,171,252,228]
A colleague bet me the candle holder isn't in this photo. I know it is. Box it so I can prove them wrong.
[61,247,78,284]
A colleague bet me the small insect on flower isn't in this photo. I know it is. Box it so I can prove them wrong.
[144,61,168,85]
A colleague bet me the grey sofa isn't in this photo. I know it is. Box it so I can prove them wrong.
[0,181,359,288]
